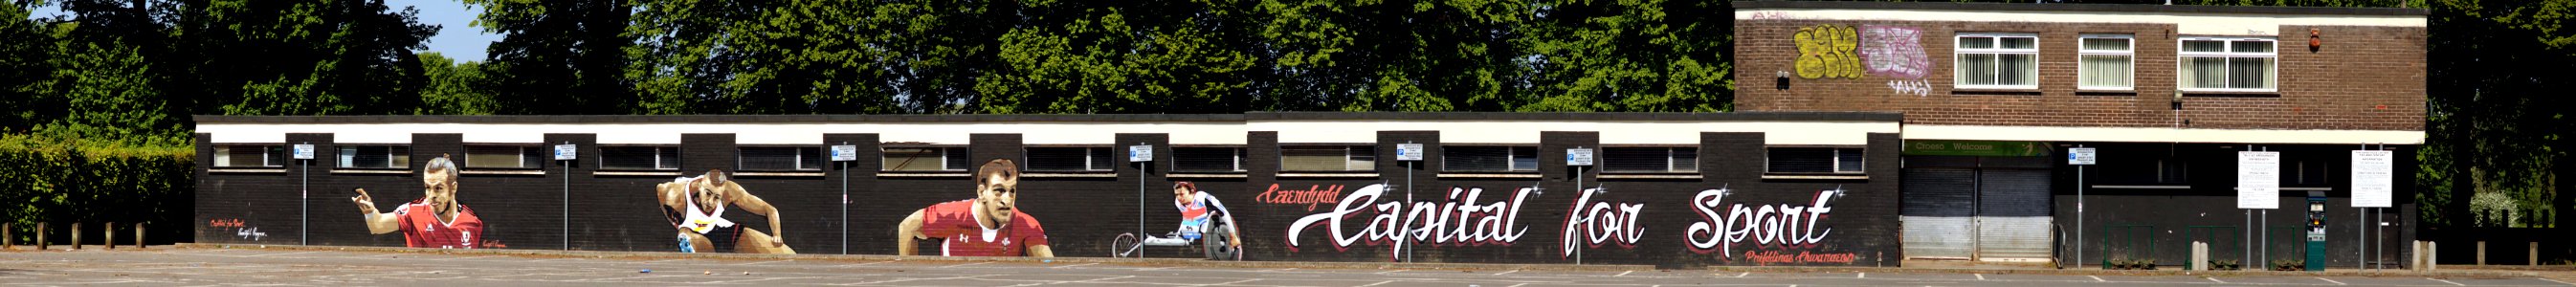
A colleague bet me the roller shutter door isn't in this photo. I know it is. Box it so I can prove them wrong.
[1975,169,2054,260]
[1901,168,1977,259]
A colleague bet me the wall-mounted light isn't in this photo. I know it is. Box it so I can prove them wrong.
[1774,71,1790,90]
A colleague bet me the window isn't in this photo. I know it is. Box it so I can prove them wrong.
[1443,145,1538,172]
[2157,159,2189,184]
[741,146,824,171]
[463,145,544,168]
[336,145,411,169]
[1172,147,1246,172]
[882,146,968,171]
[1604,147,1697,173]
[2180,37,2276,91]
[213,145,284,167]
[1025,146,1115,172]
[2079,34,2134,90]
[600,146,680,170]
[1956,33,2038,89]
[1280,145,1375,171]
[1766,147,1864,174]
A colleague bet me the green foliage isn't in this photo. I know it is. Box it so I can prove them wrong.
[0,135,194,245]
[468,0,633,115]
[172,0,439,117]
[977,1,1260,114]
[417,52,496,115]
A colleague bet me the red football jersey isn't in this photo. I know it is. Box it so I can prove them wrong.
[919,200,1047,256]
[395,200,484,249]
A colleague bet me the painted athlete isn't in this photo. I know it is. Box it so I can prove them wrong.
[657,169,793,254]
[350,155,484,249]
[896,159,1053,257]
[1170,181,1241,249]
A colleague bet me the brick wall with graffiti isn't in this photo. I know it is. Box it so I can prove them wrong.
[1736,8,2426,132]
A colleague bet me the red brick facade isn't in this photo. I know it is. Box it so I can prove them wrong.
[1735,14,2425,131]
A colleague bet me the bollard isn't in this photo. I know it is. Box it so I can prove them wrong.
[2425,241,2437,270]
[134,223,145,249]
[70,223,80,250]
[4,222,11,250]
[2532,242,2541,266]
[2189,241,2210,271]
[104,222,114,250]
[2476,241,2486,265]
[35,222,46,251]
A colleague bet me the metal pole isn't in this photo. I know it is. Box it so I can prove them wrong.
[1404,157,1413,263]
[562,142,570,251]
[1575,164,1586,265]
[1137,143,1146,254]
[841,142,850,254]
[2260,146,2268,269]
[301,143,309,246]
[2076,144,2086,268]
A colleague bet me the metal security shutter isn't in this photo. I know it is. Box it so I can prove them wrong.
[1975,169,2054,260]
[1901,168,1977,259]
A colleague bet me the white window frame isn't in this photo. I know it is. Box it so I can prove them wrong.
[2077,33,2136,91]
[1602,146,1698,173]
[740,146,825,171]
[2177,36,2278,93]
[336,145,411,169]
[881,146,968,172]
[1170,146,1247,172]
[213,145,284,167]
[598,145,681,170]
[1024,146,1114,172]
[462,144,543,169]
[1279,144,1376,172]
[1439,145,1539,172]
[1954,33,2040,90]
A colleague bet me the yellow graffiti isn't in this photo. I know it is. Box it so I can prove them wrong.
[1794,24,1863,79]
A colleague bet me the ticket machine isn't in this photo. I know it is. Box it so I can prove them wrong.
[2305,191,2328,272]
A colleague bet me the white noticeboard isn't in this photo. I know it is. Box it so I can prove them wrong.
[830,144,859,162]
[554,144,578,161]
[1566,147,1594,166]
[2068,147,2097,166]
[2351,150,2395,208]
[1128,145,1153,162]
[292,144,315,160]
[2237,151,2281,210]
[1395,144,1425,162]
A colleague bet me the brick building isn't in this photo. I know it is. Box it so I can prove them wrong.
[192,112,1906,266]
[1735,1,2424,268]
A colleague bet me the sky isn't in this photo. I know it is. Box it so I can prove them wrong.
[388,0,500,61]
[26,0,501,62]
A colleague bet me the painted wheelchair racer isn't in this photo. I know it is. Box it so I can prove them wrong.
[1111,181,1241,260]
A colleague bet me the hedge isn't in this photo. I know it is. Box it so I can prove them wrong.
[0,135,192,245]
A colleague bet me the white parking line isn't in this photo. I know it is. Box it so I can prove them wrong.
[2206,276,2225,283]
[1974,274,1985,280]
[1190,278,1260,286]
[2535,277,2576,286]
[1737,272,1749,277]
[1492,270,1518,276]
[2430,278,2467,286]
[1355,280,1394,287]
[1051,263,1096,269]
[1854,273,1864,278]
[2089,276,2105,282]
[2316,277,2345,285]
[1617,271,1635,276]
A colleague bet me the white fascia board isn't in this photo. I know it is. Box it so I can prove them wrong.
[1257,121,1899,145]
[1739,9,2424,36]
[1903,124,2425,144]
[198,122,1251,145]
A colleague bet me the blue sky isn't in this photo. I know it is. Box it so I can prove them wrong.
[389,0,500,61]
[27,1,500,62]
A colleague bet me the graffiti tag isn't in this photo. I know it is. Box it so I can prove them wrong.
[209,218,245,228]
[1285,184,1534,255]
[1794,24,1863,79]
[1685,188,1840,258]
[1887,80,1931,97]
[235,227,268,240]
[1560,188,1644,257]
[1858,25,1930,79]
[1258,184,1346,211]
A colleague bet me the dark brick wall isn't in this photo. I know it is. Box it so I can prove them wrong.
[1734,19,2425,131]
[198,129,1904,266]
[2053,143,2417,268]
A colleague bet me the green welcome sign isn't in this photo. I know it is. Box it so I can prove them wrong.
[1902,140,2051,157]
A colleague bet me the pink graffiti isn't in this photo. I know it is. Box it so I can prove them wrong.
[1859,25,1930,79]
[1686,188,1841,257]
[1560,188,1645,257]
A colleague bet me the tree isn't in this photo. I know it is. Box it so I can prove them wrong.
[470,0,633,115]
[0,2,54,132]
[975,0,1259,114]
[1518,0,1731,112]
[171,0,438,117]
[417,52,495,115]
